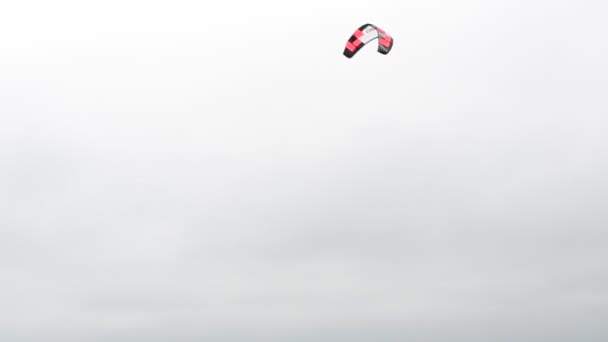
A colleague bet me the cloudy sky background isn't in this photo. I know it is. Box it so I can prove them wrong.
[1,0,607,340]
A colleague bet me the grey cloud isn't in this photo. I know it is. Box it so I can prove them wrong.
[1,0,607,340]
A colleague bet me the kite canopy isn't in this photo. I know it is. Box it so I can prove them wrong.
[343,23,393,58]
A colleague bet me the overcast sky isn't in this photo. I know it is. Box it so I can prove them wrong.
[1,0,607,341]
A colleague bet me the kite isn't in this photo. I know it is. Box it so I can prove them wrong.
[343,23,393,58]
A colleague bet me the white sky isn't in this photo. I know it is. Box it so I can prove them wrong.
[1,0,607,341]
